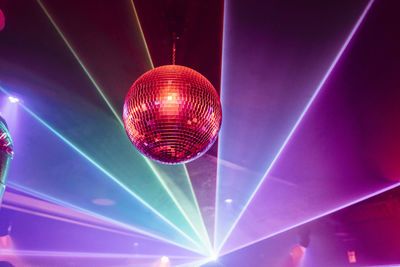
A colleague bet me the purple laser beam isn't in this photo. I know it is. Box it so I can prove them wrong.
[218,182,400,257]
[216,0,376,253]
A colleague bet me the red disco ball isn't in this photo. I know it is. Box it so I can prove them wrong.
[123,65,222,164]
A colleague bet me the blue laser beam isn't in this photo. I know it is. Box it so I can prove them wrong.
[0,85,206,255]
[35,1,209,248]
[2,203,153,240]
[7,182,204,256]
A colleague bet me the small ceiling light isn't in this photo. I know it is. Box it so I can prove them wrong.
[225,198,233,204]
[8,96,19,103]
[161,256,170,263]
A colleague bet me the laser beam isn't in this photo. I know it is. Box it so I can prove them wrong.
[214,0,228,251]
[36,0,123,127]
[19,107,205,253]
[29,1,210,251]
[129,0,154,69]
[0,249,199,259]
[128,0,210,250]
[150,163,213,254]
[183,163,213,251]
[2,203,151,239]
[0,86,206,255]
[215,0,376,253]
[219,182,400,257]
[7,182,205,256]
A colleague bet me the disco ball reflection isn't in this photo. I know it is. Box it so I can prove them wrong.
[123,65,222,164]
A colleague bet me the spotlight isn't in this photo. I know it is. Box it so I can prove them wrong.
[204,256,223,267]
[161,256,169,263]
[210,252,219,261]
[8,96,19,103]
[225,198,233,204]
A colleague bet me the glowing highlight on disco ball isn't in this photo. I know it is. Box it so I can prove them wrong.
[123,65,222,164]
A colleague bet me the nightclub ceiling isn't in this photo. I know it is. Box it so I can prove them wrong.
[0,0,399,266]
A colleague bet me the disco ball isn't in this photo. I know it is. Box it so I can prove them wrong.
[123,65,222,164]
[0,116,13,205]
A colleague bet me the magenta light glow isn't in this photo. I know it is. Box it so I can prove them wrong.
[290,245,306,266]
[347,250,357,263]
[0,9,4,32]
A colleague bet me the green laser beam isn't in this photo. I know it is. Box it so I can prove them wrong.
[36,0,210,252]
[149,163,214,254]
[0,86,206,255]
[129,0,212,250]
[37,0,123,127]
[145,159,211,252]
[182,163,213,251]
[22,107,206,254]
[140,154,211,252]
[129,0,154,69]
